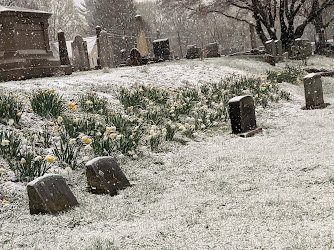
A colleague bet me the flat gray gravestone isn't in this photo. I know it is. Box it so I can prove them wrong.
[27,174,79,215]
[303,73,329,109]
[86,157,130,196]
[228,95,262,137]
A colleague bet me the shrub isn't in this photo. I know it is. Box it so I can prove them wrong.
[266,64,304,84]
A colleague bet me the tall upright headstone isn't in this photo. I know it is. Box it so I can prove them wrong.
[71,35,90,71]
[27,174,78,215]
[303,73,325,109]
[135,15,149,57]
[265,40,276,56]
[99,31,115,68]
[228,95,262,137]
[275,40,283,56]
[249,23,257,49]
[153,38,170,60]
[57,30,70,66]
[95,26,102,69]
[0,6,71,81]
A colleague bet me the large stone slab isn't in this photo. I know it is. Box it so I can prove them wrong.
[27,174,78,215]
[86,157,130,196]
[228,95,261,136]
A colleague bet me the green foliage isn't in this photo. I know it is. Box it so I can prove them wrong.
[0,93,23,124]
[79,92,108,115]
[0,129,21,160]
[62,115,103,138]
[30,89,65,118]
[53,131,82,169]
[266,64,304,84]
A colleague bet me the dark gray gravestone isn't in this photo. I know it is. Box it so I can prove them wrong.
[27,174,78,215]
[265,40,276,56]
[205,42,220,58]
[275,40,283,56]
[86,157,130,196]
[228,95,262,137]
[303,73,327,109]
[153,38,170,61]
[57,30,70,66]
[186,45,201,59]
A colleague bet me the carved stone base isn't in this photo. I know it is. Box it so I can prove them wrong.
[238,127,263,138]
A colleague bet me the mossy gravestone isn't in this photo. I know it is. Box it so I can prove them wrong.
[228,95,262,137]
[86,157,130,196]
[27,174,78,215]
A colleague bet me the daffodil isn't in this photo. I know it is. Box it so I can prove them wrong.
[34,156,42,161]
[49,89,55,93]
[57,116,63,123]
[0,168,5,174]
[8,119,14,126]
[1,139,9,146]
[45,155,55,162]
[17,112,22,117]
[2,199,8,204]
[81,135,91,144]
[69,138,76,144]
[86,100,93,105]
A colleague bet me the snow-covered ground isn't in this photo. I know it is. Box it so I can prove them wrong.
[1,56,334,249]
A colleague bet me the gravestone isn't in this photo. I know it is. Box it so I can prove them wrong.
[128,48,142,66]
[86,157,130,196]
[57,30,70,66]
[265,40,276,56]
[135,15,149,57]
[71,35,90,71]
[303,73,327,109]
[27,174,78,215]
[249,23,257,49]
[99,31,115,68]
[275,40,283,56]
[186,45,201,59]
[153,38,170,61]
[0,6,71,81]
[228,95,262,137]
[205,42,220,58]
[95,26,102,69]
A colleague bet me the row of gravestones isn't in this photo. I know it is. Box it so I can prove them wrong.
[264,38,313,60]
[58,28,115,72]
[26,72,326,215]
[185,43,220,59]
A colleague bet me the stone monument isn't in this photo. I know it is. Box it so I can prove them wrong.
[99,31,115,68]
[0,6,71,81]
[228,95,262,137]
[303,73,328,109]
[153,38,170,61]
[86,157,131,196]
[135,15,149,57]
[71,35,90,71]
[27,174,79,215]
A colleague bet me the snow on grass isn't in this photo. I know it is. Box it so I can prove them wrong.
[1,56,334,249]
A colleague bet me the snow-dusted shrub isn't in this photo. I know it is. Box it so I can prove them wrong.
[30,89,65,118]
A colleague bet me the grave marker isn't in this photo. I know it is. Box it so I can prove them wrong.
[303,73,328,109]
[186,45,201,59]
[228,95,262,137]
[153,38,170,61]
[99,31,115,68]
[27,174,78,215]
[205,42,220,58]
[86,157,130,196]
[71,35,90,71]
[265,40,276,56]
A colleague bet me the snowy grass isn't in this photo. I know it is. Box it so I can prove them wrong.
[1,56,334,249]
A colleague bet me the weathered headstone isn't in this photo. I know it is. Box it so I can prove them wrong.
[303,73,326,109]
[205,42,220,58]
[95,26,102,69]
[186,45,201,59]
[0,6,71,81]
[27,174,78,215]
[153,38,170,61]
[135,15,149,57]
[265,40,276,56]
[99,31,115,68]
[249,23,257,49]
[128,48,142,66]
[57,30,70,66]
[228,95,262,137]
[86,157,130,196]
[71,35,90,71]
[275,40,283,56]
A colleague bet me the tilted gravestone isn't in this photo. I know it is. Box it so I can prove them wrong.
[27,174,78,215]
[57,30,70,66]
[303,73,327,109]
[228,95,262,137]
[205,42,220,58]
[71,35,90,71]
[86,157,130,196]
[128,48,142,66]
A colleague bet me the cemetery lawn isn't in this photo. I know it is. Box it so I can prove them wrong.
[1,56,334,249]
